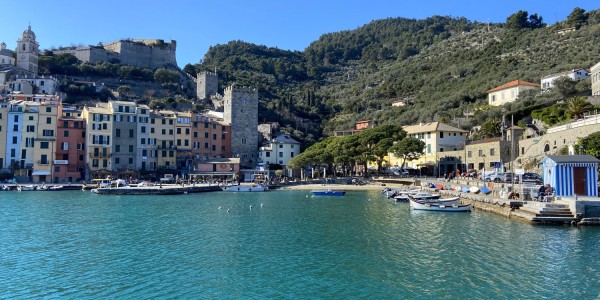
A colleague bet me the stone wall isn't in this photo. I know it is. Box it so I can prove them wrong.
[197,71,218,101]
[54,39,177,70]
[518,122,600,172]
[224,85,258,167]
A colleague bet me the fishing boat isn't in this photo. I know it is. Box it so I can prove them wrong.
[410,192,441,201]
[220,183,268,192]
[311,190,346,196]
[409,198,471,212]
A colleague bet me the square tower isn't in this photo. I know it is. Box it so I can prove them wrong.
[224,85,258,168]
[197,71,219,101]
[16,26,39,76]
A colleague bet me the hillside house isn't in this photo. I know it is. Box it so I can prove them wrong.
[540,68,589,90]
[487,80,539,106]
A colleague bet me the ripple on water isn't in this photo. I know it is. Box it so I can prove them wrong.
[0,190,599,298]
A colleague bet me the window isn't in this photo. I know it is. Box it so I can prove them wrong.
[490,149,495,156]
[169,151,174,157]
[141,138,146,145]
[177,128,181,134]
[151,128,155,134]
[129,145,133,152]
[185,128,190,135]
[62,154,68,160]
[478,150,483,157]
[185,140,189,147]
[213,134,217,140]
[116,129,121,137]
[204,143,209,149]
[115,158,120,164]
[291,152,294,158]
[205,132,209,138]
[63,131,69,137]
[427,144,431,154]
[129,129,134,138]
[27,125,35,132]
[55,166,60,172]
[169,129,173,135]
[46,107,51,113]
[279,152,283,157]
[177,139,181,146]
[12,136,17,144]
[266,152,271,157]
[467,151,472,158]
[129,158,133,164]
[103,160,108,168]
[61,142,68,150]
[440,132,444,138]
[279,145,283,148]
[92,159,99,168]
[212,145,216,151]
[46,117,52,124]
[116,145,120,152]
[40,155,48,165]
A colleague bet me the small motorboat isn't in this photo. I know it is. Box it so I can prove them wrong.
[409,192,441,201]
[409,198,471,212]
[48,186,64,191]
[221,184,268,192]
[461,186,470,193]
[311,190,346,196]
[17,185,35,191]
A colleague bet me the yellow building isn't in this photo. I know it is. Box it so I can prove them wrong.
[388,122,467,173]
[82,104,113,178]
[20,102,39,178]
[151,110,176,170]
[34,100,59,182]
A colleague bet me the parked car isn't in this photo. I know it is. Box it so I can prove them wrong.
[522,172,543,184]
[498,172,515,183]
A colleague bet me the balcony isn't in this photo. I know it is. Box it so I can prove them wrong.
[89,153,111,159]
[36,160,50,165]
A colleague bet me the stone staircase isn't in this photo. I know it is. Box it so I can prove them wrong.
[512,202,577,224]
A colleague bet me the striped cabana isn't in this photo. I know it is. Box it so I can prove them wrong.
[541,155,600,197]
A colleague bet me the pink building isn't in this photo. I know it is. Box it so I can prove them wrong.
[54,105,86,183]
[192,157,240,181]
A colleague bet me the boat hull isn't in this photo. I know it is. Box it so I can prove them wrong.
[409,198,471,212]
[311,190,346,196]
[220,185,268,192]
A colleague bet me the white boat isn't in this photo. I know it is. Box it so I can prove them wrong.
[469,186,480,193]
[410,192,441,201]
[17,185,35,191]
[48,185,64,191]
[409,198,471,212]
[220,184,268,192]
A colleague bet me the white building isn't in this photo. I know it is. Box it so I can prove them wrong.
[540,68,590,90]
[487,80,539,106]
[259,134,301,168]
[591,61,600,96]
[0,42,15,66]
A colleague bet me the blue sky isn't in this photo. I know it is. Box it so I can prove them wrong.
[0,1,596,67]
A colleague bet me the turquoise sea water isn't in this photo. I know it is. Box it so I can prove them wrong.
[1,190,599,299]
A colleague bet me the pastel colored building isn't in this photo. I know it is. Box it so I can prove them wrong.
[109,101,138,177]
[33,100,59,182]
[175,111,193,172]
[388,122,467,172]
[487,80,539,106]
[82,104,113,178]
[0,101,7,170]
[54,105,86,183]
[136,104,156,171]
[259,134,301,167]
[20,102,39,179]
[192,157,240,180]
[191,114,231,162]
[151,110,176,170]
[5,101,23,169]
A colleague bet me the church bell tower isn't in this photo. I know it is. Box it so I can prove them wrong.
[16,25,39,76]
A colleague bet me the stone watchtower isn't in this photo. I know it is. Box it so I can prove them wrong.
[16,25,39,76]
[197,71,219,101]
[224,85,258,168]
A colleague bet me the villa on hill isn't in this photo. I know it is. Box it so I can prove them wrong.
[487,80,539,106]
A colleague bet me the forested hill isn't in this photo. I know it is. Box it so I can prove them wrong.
[188,8,600,145]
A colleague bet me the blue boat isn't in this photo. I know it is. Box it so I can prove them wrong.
[311,190,346,196]
[461,186,470,193]
[480,186,492,195]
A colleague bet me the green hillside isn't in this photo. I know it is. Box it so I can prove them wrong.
[189,8,600,145]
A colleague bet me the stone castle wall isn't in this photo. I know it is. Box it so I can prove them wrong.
[224,85,258,167]
[197,71,218,101]
[54,39,177,69]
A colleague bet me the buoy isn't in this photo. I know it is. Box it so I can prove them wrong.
[218,206,222,210]
[260,203,263,208]
[250,205,253,210]
[227,209,230,213]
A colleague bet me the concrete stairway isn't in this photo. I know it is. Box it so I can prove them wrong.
[512,202,577,223]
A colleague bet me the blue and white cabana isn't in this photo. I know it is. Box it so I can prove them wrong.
[541,155,600,197]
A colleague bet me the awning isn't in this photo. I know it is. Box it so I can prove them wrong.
[32,170,51,176]
[417,162,435,166]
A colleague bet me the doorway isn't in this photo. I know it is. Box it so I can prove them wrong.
[573,167,587,196]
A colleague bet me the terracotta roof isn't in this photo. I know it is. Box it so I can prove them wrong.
[486,80,540,93]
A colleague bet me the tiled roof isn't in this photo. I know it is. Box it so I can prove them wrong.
[486,80,540,93]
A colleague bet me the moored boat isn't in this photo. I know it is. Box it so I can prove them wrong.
[409,198,471,212]
[220,184,268,192]
[311,190,346,196]
[17,185,35,191]
[469,186,480,193]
